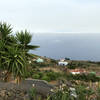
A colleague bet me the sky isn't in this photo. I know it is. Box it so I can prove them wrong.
[0,0,100,33]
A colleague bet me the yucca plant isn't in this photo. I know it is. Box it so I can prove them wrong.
[0,22,12,39]
[16,30,39,52]
[1,45,27,84]
[0,22,39,84]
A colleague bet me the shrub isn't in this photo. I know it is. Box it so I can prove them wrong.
[32,74,40,79]
[47,88,72,100]
[47,72,57,80]
[29,88,36,100]
[38,72,44,78]
[41,75,51,82]
[76,85,95,100]
[51,59,57,64]
[97,87,100,100]
[66,73,100,82]
[68,62,77,69]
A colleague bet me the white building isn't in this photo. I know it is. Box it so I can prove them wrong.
[36,58,44,63]
[71,72,80,75]
[58,61,68,66]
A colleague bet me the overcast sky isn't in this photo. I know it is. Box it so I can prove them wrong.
[0,0,100,33]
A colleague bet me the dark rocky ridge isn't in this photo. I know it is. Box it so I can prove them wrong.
[0,79,54,100]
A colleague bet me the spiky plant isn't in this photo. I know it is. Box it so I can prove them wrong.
[0,22,39,84]
[0,46,27,84]
[0,22,12,39]
[16,30,39,52]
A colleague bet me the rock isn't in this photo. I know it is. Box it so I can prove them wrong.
[21,79,55,97]
[0,79,55,100]
[0,82,28,100]
[23,94,30,100]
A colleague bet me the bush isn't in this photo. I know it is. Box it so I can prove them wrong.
[40,71,61,82]
[29,88,36,100]
[51,59,57,64]
[68,62,78,69]
[32,74,40,79]
[41,75,51,82]
[38,72,44,78]
[68,61,90,69]
[47,72,58,80]
[76,85,95,100]
[66,73,100,82]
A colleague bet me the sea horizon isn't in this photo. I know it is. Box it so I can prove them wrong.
[30,33,100,61]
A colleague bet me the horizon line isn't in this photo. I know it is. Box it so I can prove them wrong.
[31,32,100,34]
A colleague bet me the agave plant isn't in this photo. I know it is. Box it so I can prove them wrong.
[0,45,27,84]
[16,30,39,52]
[0,22,12,40]
[0,22,39,84]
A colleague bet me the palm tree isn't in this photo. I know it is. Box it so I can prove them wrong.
[0,39,6,69]
[0,22,13,72]
[0,22,39,84]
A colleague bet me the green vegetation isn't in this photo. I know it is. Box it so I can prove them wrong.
[0,22,39,83]
[68,61,90,69]
[27,70,61,82]
[29,83,100,100]
[66,73,100,82]
[29,88,37,100]
[1,22,100,100]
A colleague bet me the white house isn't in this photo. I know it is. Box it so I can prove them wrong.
[36,58,44,63]
[58,61,68,66]
[71,72,80,75]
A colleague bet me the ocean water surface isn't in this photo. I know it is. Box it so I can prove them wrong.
[30,33,100,61]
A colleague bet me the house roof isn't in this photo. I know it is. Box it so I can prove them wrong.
[69,69,86,73]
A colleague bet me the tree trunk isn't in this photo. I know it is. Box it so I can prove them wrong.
[4,72,12,82]
[15,76,21,85]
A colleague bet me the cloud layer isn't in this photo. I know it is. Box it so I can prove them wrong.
[0,0,100,33]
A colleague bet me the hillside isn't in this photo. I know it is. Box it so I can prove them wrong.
[0,54,100,100]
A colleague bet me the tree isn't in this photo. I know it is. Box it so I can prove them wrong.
[0,46,26,84]
[0,22,39,84]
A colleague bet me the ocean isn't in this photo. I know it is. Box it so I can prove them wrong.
[30,33,100,61]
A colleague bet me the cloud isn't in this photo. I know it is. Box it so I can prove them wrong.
[0,0,100,33]
[53,39,62,43]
